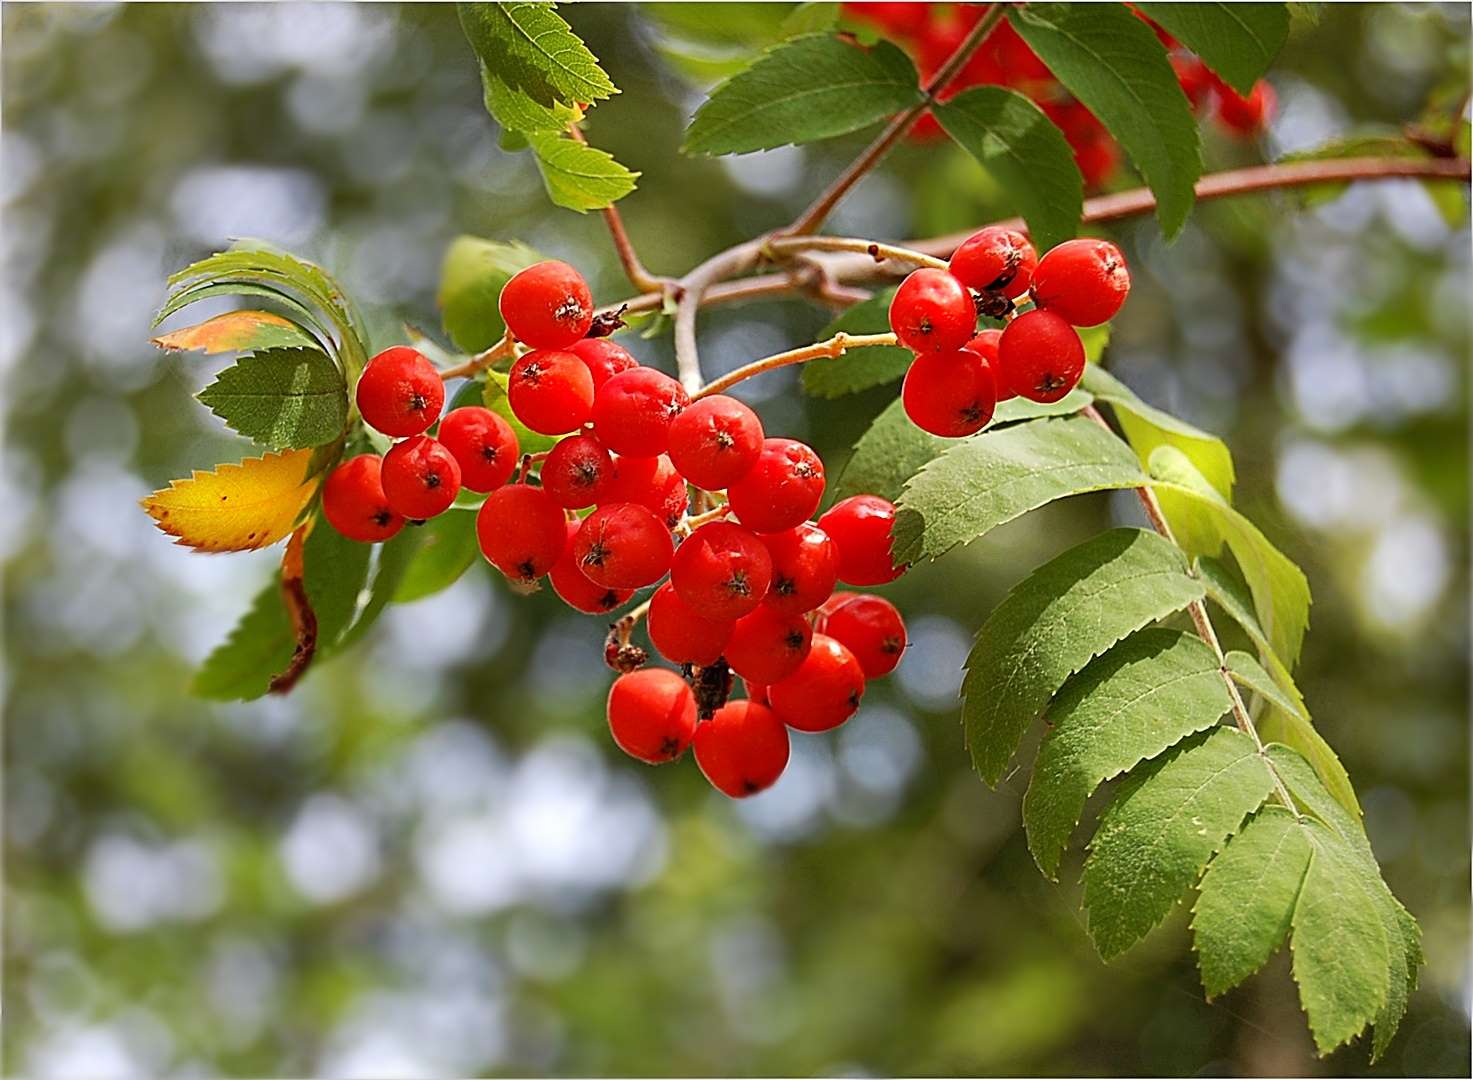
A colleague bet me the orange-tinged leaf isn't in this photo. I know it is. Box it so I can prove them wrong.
[151,310,317,354]
[141,450,319,553]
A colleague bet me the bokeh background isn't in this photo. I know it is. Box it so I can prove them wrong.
[3,3,1469,1077]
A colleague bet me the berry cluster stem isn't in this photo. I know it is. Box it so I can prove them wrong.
[764,235,949,272]
[439,331,517,380]
[693,331,900,399]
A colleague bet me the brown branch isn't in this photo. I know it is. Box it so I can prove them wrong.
[693,331,898,399]
[438,331,516,380]
[672,239,765,393]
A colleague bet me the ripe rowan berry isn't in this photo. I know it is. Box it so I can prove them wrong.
[639,455,690,528]
[693,700,790,798]
[818,593,907,678]
[541,433,614,508]
[998,308,1086,403]
[573,502,674,589]
[724,604,812,685]
[499,260,593,350]
[768,634,865,733]
[1172,54,1213,108]
[356,347,445,437]
[591,367,690,457]
[1029,239,1131,327]
[646,580,732,666]
[438,406,519,493]
[323,454,404,543]
[508,349,595,435]
[902,347,997,438]
[889,267,976,354]
[381,435,462,519]
[964,328,1014,402]
[818,494,906,586]
[726,438,825,534]
[1216,80,1276,137]
[549,521,633,614]
[606,668,697,765]
[743,679,769,706]
[569,336,639,388]
[761,522,839,615]
[948,226,1038,300]
[670,520,773,621]
[476,483,567,582]
[666,394,765,491]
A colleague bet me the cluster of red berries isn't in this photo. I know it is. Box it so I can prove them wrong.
[891,228,1130,438]
[322,260,913,798]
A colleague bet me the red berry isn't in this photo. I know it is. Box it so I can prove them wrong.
[902,348,997,438]
[541,433,614,508]
[591,367,690,457]
[1216,80,1276,137]
[817,495,906,586]
[476,483,567,582]
[818,594,906,678]
[948,226,1037,300]
[670,520,773,621]
[508,349,595,435]
[760,523,839,615]
[768,634,865,733]
[724,604,812,685]
[889,268,976,354]
[1172,55,1213,109]
[573,503,674,589]
[606,668,697,764]
[726,438,825,534]
[381,435,461,519]
[568,337,638,389]
[998,309,1086,403]
[356,347,445,437]
[499,260,593,350]
[965,329,1014,403]
[322,454,404,543]
[647,581,732,666]
[743,680,769,707]
[694,700,790,798]
[644,456,690,528]
[1030,239,1130,327]
[438,406,519,493]
[597,453,659,504]
[666,394,765,491]
[549,520,633,614]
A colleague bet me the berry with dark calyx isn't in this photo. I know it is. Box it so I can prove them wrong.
[948,226,1038,300]
[690,656,734,720]
[768,634,865,733]
[888,267,976,354]
[1029,239,1131,327]
[902,347,997,438]
[998,309,1086,403]
[670,520,773,621]
[647,581,733,666]
[726,438,825,534]
[381,435,462,519]
[438,406,519,493]
[964,329,1014,402]
[818,494,906,586]
[499,260,593,349]
[356,346,445,437]
[694,700,791,798]
[549,520,633,614]
[573,502,674,589]
[666,394,765,491]
[817,593,907,678]
[761,522,838,615]
[592,366,690,457]
[508,349,595,435]
[569,336,638,389]
[606,668,697,765]
[541,433,614,508]
[476,483,567,582]
[323,455,404,543]
[724,604,812,685]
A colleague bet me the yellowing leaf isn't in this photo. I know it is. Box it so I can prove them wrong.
[151,310,318,354]
[141,450,319,553]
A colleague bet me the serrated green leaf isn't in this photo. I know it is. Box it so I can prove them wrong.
[155,280,321,332]
[478,59,577,133]
[393,510,482,603]
[894,415,1146,564]
[1009,3,1202,238]
[963,529,1205,785]
[197,348,347,450]
[683,34,923,156]
[457,2,616,113]
[152,309,321,355]
[1225,649,1304,723]
[935,86,1083,251]
[801,288,910,398]
[527,131,640,212]
[1136,3,1289,95]
[485,369,558,453]
[334,528,426,654]
[1083,726,1274,959]
[1025,628,1231,878]
[438,236,544,353]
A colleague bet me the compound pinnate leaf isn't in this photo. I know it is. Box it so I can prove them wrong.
[1083,726,1275,959]
[457,2,615,110]
[962,529,1204,785]
[683,34,923,156]
[1025,628,1231,877]
[527,131,640,212]
[151,310,320,355]
[393,510,482,604]
[438,236,544,353]
[1136,3,1290,95]
[197,348,347,451]
[801,288,910,398]
[141,449,319,553]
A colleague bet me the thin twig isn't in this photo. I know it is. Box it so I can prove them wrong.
[765,234,949,271]
[438,331,516,380]
[693,331,897,399]
[569,127,673,294]
[672,239,764,393]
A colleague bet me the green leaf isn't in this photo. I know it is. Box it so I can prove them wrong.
[1009,3,1202,238]
[155,280,322,334]
[438,236,544,353]
[485,369,558,453]
[393,510,482,603]
[1082,726,1275,959]
[893,415,1147,564]
[197,348,347,451]
[962,529,1205,785]
[800,288,910,398]
[1135,3,1290,95]
[334,528,427,654]
[477,59,577,134]
[1225,650,1305,724]
[934,86,1083,252]
[682,34,923,156]
[1191,805,1313,997]
[1025,628,1232,878]
[527,131,640,212]
[457,2,616,111]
